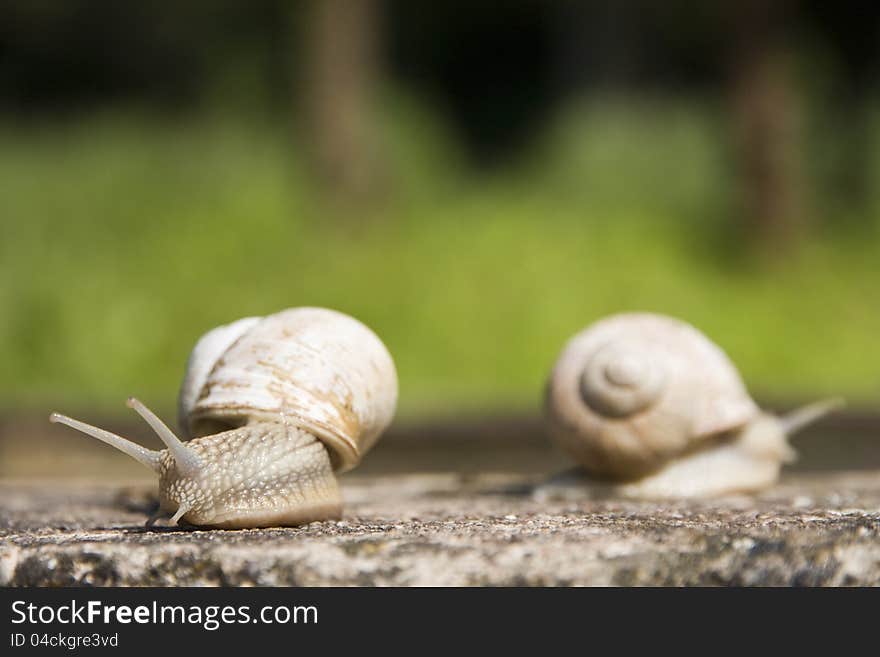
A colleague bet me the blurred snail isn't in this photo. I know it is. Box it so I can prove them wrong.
[49,307,398,528]
[542,312,841,499]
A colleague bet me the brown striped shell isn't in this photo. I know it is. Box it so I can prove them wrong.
[178,307,398,472]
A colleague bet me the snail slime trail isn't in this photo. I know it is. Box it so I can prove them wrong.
[543,312,843,499]
[49,307,398,529]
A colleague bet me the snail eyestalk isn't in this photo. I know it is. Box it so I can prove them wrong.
[48,411,162,473]
[781,398,845,436]
[126,397,202,477]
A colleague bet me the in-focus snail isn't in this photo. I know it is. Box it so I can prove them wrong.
[49,307,398,528]
[542,312,841,499]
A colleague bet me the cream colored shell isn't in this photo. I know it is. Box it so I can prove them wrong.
[545,313,759,479]
[178,307,398,472]
[178,315,261,435]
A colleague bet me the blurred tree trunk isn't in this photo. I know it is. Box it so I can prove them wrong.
[729,0,804,257]
[302,0,385,205]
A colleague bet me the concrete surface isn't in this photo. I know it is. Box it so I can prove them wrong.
[2,471,880,586]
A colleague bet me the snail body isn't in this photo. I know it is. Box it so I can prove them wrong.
[544,313,840,499]
[50,307,397,528]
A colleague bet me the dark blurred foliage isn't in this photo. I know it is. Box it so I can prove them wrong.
[3,1,880,412]
[0,0,291,111]
[2,1,879,163]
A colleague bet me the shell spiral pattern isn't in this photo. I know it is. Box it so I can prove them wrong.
[545,313,760,479]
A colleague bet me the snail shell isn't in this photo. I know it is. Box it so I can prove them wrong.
[546,313,759,480]
[179,307,398,472]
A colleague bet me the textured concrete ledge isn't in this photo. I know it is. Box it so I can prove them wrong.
[2,472,880,586]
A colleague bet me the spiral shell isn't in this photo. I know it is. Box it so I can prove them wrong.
[178,307,398,472]
[545,313,759,479]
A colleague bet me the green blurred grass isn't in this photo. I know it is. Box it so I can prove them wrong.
[2,98,879,417]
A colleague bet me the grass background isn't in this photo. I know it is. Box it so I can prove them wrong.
[3,96,879,418]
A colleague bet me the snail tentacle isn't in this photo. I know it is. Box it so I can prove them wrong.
[48,411,162,473]
[169,503,192,526]
[126,397,202,477]
[780,398,845,436]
